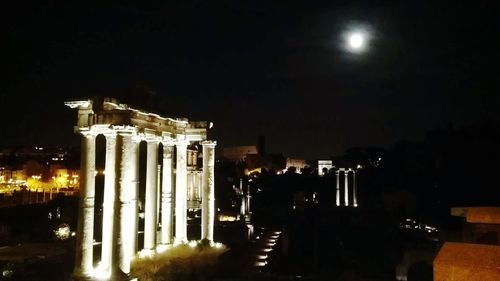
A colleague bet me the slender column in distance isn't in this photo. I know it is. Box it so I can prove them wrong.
[335,170,340,206]
[144,139,159,253]
[201,141,216,241]
[240,196,246,216]
[160,144,174,246]
[246,185,251,215]
[175,140,188,242]
[353,170,358,207]
[74,131,96,277]
[100,131,117,274]
[344,170,349,206]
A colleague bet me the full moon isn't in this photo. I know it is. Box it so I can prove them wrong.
[348,32,365,50]
[341,25,373,54]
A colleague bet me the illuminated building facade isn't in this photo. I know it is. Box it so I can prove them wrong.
[285,157,307,172]
[0,161,79,202]
[66,98,216,279]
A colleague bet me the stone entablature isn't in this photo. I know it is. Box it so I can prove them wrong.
[65,98,208,141]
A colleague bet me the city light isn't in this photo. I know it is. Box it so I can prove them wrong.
[218,214,239,222]
[261,247,273,252]
[54,223,71,240]
[254,261,267,267]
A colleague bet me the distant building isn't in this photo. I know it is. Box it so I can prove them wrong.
[0,149,80,202]
[245,153,285,174]
[286,158,307,172]
[0,146,70,161]
[222,137,287,174]
[0,167,25,184]
[318,160,333,176]
[222,146,258,162]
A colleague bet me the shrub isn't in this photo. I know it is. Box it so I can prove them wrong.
[130,241,228,281]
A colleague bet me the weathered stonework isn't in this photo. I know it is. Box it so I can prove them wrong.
[66,98,216,280]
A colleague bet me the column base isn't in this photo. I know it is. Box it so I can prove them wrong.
[138,248,156,258]
[156,243,173,253]
[173,237,188,245]
[72,270,93,281]
[71,266,135,281]
[73,267,132,281]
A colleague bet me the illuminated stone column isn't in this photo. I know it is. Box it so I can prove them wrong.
[335,170,340,206]
[246,185,251,214]
[175,140,188,242]
[144,139,159,253]
[192,151,197,166]
[160,143,174,246]
[344,170,349,206]
[156,164,161,233]
[187,173,193,201]
[240,196,246,216]
[201,141,216,241]
[116,130,137,274]
[353,170,358,207]
[129,138,140,256]
[74,131,96,277]
[100,131,117,274]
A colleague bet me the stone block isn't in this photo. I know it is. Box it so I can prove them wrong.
[434,242,500,281]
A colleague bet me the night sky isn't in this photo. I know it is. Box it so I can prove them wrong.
[1,1,499,158]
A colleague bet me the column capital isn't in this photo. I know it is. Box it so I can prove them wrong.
[145,137,161,144]
[162,141,176,149]
[78,129,98,137]
[175,140,189,147]
[116,131,135,138]
[131,135,142,143]
[143,130,161,143]
[201,140,217,147]
[162,140,176,147]
[102,130,117,138]
[161,133,176,146]
[161,131,174,140]
[113,125,138,136]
